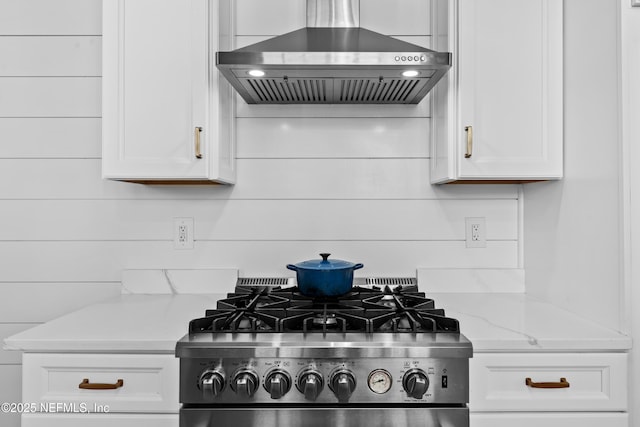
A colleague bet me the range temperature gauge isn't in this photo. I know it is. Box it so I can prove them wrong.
[367,369,393,394]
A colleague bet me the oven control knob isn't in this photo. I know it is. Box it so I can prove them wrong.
[199,370,225,400]
[297,369,324,401]
[329,369,356,403]
[402,369,430,399]
[231,369,259,398]
[264,369,292,399]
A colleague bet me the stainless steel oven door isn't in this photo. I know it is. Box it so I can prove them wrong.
[181,407,469,427]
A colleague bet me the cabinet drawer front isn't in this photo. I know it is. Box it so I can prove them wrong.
[471,412,628,427]
[22,354,178,413]
[470,353,627,411]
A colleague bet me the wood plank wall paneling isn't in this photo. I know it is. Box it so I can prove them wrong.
[0,159,519,200]
[0,2,109,410]
[236,118,431,158]
[0,241,519,282]
[360,0,431,35]
[0,0,520,407]
[235,0,305,35]
[0,0,101,35]
[0,78,101,117]
[0,200,518,241]
[0,118,101,158]
[0,37,102,77]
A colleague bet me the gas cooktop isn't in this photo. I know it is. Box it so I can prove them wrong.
[188,278,460,334]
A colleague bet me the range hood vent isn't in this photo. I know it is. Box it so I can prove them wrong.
[216,0,451,105]
[240,76,433,104]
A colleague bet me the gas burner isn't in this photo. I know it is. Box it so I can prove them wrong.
[189,308,284,332]
[312,313,337,326]
[370,309,459,332]
[282,308,370,333]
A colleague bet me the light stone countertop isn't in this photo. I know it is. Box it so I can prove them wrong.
[4,294,227,353]
[3,292,631,353]
[433,293,631,351]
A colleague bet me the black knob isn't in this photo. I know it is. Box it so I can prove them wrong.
[329,369,356,403]
[264,370,291,399]
[297,369,324,401]
[320,253,331,261]
[199,370,225,400]
[231,370,259,398]
[402,369,429,399]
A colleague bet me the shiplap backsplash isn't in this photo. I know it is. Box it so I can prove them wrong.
[0,1,518,425]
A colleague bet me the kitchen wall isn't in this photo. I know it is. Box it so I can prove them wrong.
[0,1,519,425]
[523,0,624,332]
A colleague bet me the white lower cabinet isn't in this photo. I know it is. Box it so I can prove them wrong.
[21,353,179,426]
[470,352,629,426]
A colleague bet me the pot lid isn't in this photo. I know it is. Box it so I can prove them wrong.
[292,253,360,270]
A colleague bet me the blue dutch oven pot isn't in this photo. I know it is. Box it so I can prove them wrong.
[287,253,364,297]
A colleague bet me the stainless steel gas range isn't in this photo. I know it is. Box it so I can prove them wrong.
[176,278,472,427]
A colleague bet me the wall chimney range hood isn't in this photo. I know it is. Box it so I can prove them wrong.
[216,0,451,104]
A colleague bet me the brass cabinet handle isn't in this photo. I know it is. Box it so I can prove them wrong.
[78,378,124,390]
[195,126,203,159]
[464,126,473,158]
[525,377,570,389]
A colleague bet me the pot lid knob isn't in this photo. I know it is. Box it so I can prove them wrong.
[319,253,331,262]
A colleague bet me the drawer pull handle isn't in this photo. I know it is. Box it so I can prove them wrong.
[525,377,570,389]
[79,378,124,390]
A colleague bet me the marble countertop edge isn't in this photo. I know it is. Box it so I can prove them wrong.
[3,292,632,353]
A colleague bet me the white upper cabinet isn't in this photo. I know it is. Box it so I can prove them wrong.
[102,0,235,184]
[430,0,563,183]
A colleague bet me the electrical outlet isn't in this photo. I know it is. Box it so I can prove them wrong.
[174,217,194,249]
[465,217,486,248]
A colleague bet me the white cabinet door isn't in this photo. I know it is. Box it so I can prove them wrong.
[102,0,235,183]
[431,0,562,183]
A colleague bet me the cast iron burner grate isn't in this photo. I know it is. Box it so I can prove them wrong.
[188,284,459,334]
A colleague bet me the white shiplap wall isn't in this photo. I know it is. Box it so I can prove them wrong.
[0,1,518,425]
[0,3,118,427]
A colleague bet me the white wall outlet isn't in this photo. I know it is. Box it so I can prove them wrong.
[465,217,486,248]
[174,217,194,249]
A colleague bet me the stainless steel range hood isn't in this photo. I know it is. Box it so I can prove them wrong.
[216,0,451,105]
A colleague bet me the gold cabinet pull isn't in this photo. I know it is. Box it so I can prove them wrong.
[195,127,203,159]
[79,378,124,390]
[464,126,473,158]
[525,377,570,389]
